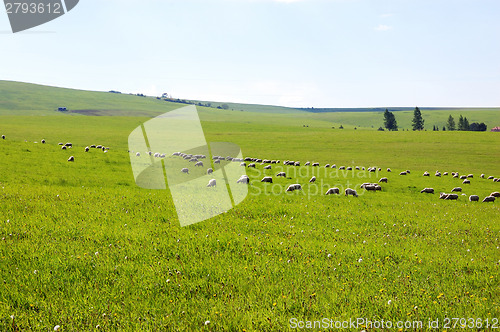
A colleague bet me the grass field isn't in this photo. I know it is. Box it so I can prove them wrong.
[1,81,500,331]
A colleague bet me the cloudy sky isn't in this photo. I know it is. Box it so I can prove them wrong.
[1,0,499,107]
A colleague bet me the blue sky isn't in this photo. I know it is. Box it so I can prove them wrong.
[1,0,499,107]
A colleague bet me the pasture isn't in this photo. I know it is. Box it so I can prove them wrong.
[0,82,500,331]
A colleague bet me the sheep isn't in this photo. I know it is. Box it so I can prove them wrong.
[480,174,485,178]
[339,166,345,170]
[462,179,470,184]
[85,146,89,152]
[181,168,189,174]
[195,161,204,167]
[304,162,311,166]
[346,166,352,171]
[189,158,198,162]
[207,168,213,175]
[67,156,74,162]
[101,146,106,151]
[207,179,216,187]
[261,176,273,183]
[331,164,337,168]
[1,135,4,139]
[41,139,45,144]
[309,176,316,183]
[495,178,500,182]
[325,164,330,168]
[136,152,140,157]
[440,193,458,200]
[237,175,249,184]
[214,159,221,164]
[172,152,180,156]
[469,195,479,202]
[451,187,462,192]
[487,176,494,180]
[61,146,67,150]
[90,145,96,148]
[355,166,360,170]
[490,192,500,198]
[364,184,378,191]
[271,160,277,164]
[443,172,448,176]
[240,162,246,167]
[453,173,459,178]
[312,163,319,167]
[294,161,300,166]
[420,188,434,194]
[345,188,358,197]
[423,171,430,176]
[387,168,391,172]
[248,163,256,168]
[264,165,272,170]
[406,170,411,174]
[286,184,302,192]
[435,172,441,177]
[467,174,473,178]
[58,142,63,145]
[96,145,102,149]
[244,157,252,161]
[482,196,495,203]
[379,177,388,183]
[276,172,286,177]
[460,175,467,180]
[325,187,340,195]
[64,142,72,147]
[399,171,407,175]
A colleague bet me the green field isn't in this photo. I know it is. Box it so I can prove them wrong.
[1,81,500,331]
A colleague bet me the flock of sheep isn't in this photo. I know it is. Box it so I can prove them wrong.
[168,152,499,203]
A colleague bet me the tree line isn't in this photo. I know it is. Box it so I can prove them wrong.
[382,107,487,132]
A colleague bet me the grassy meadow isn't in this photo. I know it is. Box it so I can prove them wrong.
[0,82,500,331]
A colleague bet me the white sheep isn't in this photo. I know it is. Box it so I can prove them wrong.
[264,165,272,170]
[420,188,434,194]
[240,162,246,167]
[331,164,337,168]
[61,146,67,150]
[41,139,45,144]
[312,163,319,167]
[480,174,485,178]
[490,192,500,198]
[276,172,286,177]
[195,161,204,167]
[423,171,430,176]
[435,172,441,177]
[85,146,89,152]
[462,179,470,184]
[379,177,388,183]
[325,164,330,168]
[399,171,407,175]
[339,166,345,170]
[345,188,358,197]
[451,187,462,192]
[482,196,495,203]
[207,179,216,187]
[467,174,473,178]
[248,163,256,168]
[181,168,189,174]
[387,168,391,172]
[309,176,316,183]
[325,187,340,195]
[261,176,273,183]
[304,162,311,166]
[443,172,448,176]
[136,152,140,157]
[469,195,479,202]
[286,184,302,192]
[237,175,249,184]
[207,168,213,175]
[440,193,458,200]
[67,156,74,162]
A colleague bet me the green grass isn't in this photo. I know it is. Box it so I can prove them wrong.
[0,81,499,331]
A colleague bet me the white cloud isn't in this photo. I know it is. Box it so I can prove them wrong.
[374,24,392,31]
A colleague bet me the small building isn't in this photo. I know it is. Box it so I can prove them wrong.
[58,107,67,112]
[491,126,500,132]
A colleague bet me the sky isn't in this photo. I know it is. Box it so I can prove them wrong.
[1,0,499,108]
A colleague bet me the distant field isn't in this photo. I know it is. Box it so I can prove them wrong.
[1,81,499,330]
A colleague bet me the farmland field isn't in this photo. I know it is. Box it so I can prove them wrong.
[1,81,500,331]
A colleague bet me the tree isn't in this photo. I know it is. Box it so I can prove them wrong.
[446,115,455,131]
[469,122,487,131]
[383,109,398,131]
[457,115,469,131]
[411,107,425,131]
[463,117,470,131]
[442,126,446,131]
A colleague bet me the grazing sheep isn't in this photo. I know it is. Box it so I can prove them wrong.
[339,166,345,170]
[423,171,430,176]
[248,163,256,168]
[346,167,352,171]
[435,172,441,177]
[58,142,63,145]
[61,146,67,150]
[312,163,319,167]
[90,145,96,148]
[480,174,485,178]
[331,164,337,168]
[41,139,45,144]
[294,161,300,166]
[85,146,89,152]
[440,193,459,200]
[64,143,72,147]
[309,176,316,183]
[67,156,74,162]
[469,195,479,202]
[276,172,286,177]
[462,179,470,184]
[207,179,216,187]
[264,165,272,170]
[325,187,340,195]
[406,170,411,174]
[453,173,459,178]
[460,175,467,180]
[355,166,360,170]
[482,196,495,203]
[451,187,462,192]
[1,135,5,139]
[286,184,302,192]
[490,192,500,198]
[189,158,198,162]
[237,175,249,184]
[261,176,273,183]
[364,184,378,191]
[443,172,448,176]
[214,159,221,164]
[240,162,246,167]
[304,162,311,166]
[195,161,204,167]
[420,188,434,194]
[345,188,358,197]
[207,168,213,175]
[379,177,388,183]
[181,168,189,174]
[487,176,494,180]
[387,168,391,172]
[325,164,330,168]
[495,178,500,182]
[467,174,473,178]
[399,171,407,175]
[136,152,140,157]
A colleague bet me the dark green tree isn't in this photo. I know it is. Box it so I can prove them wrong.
[446,115,455,131]
[442,126,446,131]
[383,109,398,131]
[411,107,425,131]
[463,117,470,130]
[458,115,465,130]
